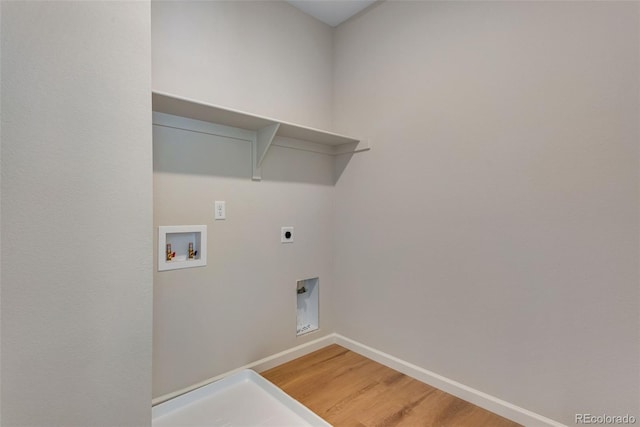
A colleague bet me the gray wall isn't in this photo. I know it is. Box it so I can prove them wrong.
[152,0,334,130]
[153,128,337,397]
[1,2,152,425]
[152,0,639,424]
[151,1,337,398]
[332,2,639,425]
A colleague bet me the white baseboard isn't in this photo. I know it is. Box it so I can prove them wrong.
[153,332,565,427]
[152,333,335,406]
[333,334,565,427]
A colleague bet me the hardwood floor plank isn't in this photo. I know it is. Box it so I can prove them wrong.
[262,344,521,427]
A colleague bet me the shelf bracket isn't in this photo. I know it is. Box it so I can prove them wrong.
[252,122,280,181]
[332,139,371,155]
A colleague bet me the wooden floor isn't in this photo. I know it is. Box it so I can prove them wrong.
[262,344,521,427]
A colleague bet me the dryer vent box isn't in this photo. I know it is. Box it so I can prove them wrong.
[296,277,318,336]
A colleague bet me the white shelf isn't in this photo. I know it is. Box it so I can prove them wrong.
[152,91,369,180]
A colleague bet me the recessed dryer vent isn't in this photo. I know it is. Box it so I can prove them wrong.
[296,278,319,336]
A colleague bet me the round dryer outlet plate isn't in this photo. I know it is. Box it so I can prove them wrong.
[281,226,294,243]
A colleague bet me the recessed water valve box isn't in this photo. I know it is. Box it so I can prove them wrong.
[158,225,207,271]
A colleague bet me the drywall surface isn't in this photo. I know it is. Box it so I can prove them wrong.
[332,2,639,425]
[1,2,152,425]
[152,0,334,130]
[151,1,336,399]
[153,127,335,397]
[0,1,3,422]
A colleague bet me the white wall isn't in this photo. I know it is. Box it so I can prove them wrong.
[152,126,336,397]
[151,1,337,398]
[1,2,152,425]
[152,0,334,130]
[332,2,639,425]
[152,1,639,423]
[0,1,3,422]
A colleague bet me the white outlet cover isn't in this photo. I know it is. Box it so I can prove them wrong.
[215,201,226,220]
[281,226,294,243]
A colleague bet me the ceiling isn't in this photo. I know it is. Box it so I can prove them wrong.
[286,0,377,27]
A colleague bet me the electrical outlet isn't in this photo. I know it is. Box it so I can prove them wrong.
[281,226,294,243]
[215,201,226,220]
